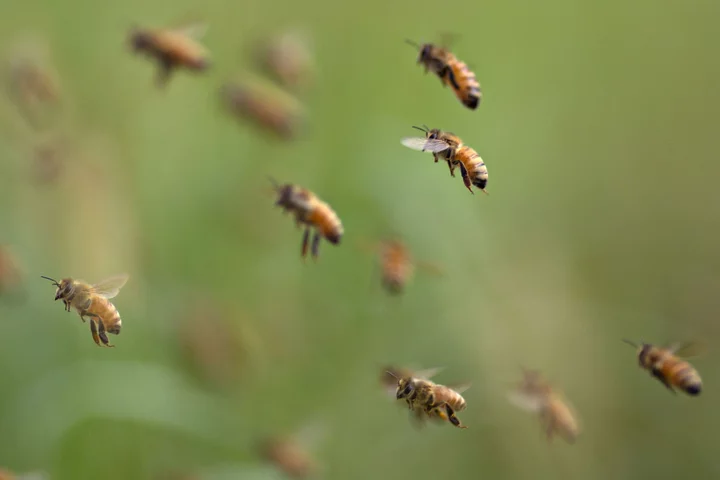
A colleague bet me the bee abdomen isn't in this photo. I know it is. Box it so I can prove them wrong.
[674,365,702,395]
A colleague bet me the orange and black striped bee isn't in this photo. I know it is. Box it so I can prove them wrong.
[129,23,210,87]
[221,81,304,140]
[507,368,580,444]
[406,39,481,110]
[362,239,443,294]
[623,339,703,396]
[270,178,343,260]
[42,274,129,347]
[401,125,488,194]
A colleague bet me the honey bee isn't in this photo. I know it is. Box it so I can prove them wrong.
[41,274,129,347]
[362,239,443,294]
[0,245,24,300]
[260,423,326,479]
[221,81,305,140]
[507,368,580,444]
[401,125,488,195]
[270,178,343,260]
[254,31,314,90]
[623,339,703,396]
[129,23,210,87]
[406,39,481,110]
[387,368,469,429]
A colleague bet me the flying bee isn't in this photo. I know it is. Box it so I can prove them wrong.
[361,239,443,294]
[254,31,314,90]
[259,422,326,479]
[387,369,469,429]
[269,178,343,260]
[507,368,580,444]
[129,23,210,87]
[41,274,129,347]
[0,245,24,301]
[221,80,305,140]
[622,339,703,396]
[406,39,481,110]
[401,125,488,195]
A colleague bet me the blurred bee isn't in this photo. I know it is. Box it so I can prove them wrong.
[622,339,703,396]
[259,422,326,479]
[0,245,24,301]
[406,39,481,110]
[222,81,305,140]
[387,368,469,429]
[254,31,314,90]
[507,368,580,444]
[401,125,488,195]
[270,178,343,260]
[362,239,443,295]
[0,470,48,480]
[41,274,129,347]
[129,23,210,87]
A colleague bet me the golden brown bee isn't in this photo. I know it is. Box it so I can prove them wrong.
[129,23,209,87]
[406,39,481,110]
[0,245,24,300]
[387,369,469,429]
[623,339,703,396]
[270,178,343,260]
[41,274,129,347]
[221,81,305,140]
[362,239,443,294]
[508,368,580,444]
[254,31,314,90]
[259,423,326,479]
[401,125,488,195]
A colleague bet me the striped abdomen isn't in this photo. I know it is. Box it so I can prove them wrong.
[306,202,343,245]
[381,243,413,294]
[655,354,702,395]
[88,296,122,335]
[456,146,488,192]
[447,60,481,110]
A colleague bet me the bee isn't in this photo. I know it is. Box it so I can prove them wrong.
[401,125,488,195]
[129,23,210,87]
[622,339,703,396]
[362,239,443,294]
[41,274,129,347]
[387,369,469,429]
[406,39,481,110]
[254,31,314,90]
[260,423,326,479]
[0,245,24,300]
[269,178,343,260]
[221,81,305,140]
[507,368,580,444]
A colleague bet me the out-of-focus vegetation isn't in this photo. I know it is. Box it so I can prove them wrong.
[1,0,720,478]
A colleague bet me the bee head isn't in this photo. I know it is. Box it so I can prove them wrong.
[41,276,72,300]
[395,378,415,399]
[269,177,295,208]
[622,339,652,367]
[129,28,151,52]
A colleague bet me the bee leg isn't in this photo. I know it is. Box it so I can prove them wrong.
[155,57,175,88]
[651,368,676,394]
[446,160,456,177]
[443,404,467,429]
[89,318,102,346]
[301,228,310,259]
[311,231,321,260]
[96,316,114,347]
[459,163,474,195]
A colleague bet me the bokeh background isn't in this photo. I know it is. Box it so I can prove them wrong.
[1,0,720,478]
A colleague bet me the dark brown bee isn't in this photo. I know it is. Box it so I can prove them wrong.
[270,178,343,260]
[222,81,305,140]
[129,23,210,87]
[623,339,703,396]
[406,39,481,110]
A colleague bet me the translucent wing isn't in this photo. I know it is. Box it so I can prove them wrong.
[415,260,445,277]
[668,341,706,358]
[413,366,444,380]
[173,22,208,39]
[446,382,471,395]
[507,390,545,413]
[400,137,450,153]
[91,274,129,299]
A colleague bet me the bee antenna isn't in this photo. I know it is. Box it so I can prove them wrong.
[622,339,639,348]
[411,125,428,133]
[267,176,281,191]
[405,39,421,49]
[40,275,59,286]
[385,370,399,380]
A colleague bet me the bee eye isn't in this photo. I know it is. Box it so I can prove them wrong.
[403,385,413,395]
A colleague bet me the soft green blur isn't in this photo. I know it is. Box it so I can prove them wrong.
[1,0,720,478]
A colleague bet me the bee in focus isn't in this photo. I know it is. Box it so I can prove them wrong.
[623,339,703,396]
[41,274,129,347]
[362,239,443,295]
[221,80,305,140]
[401,125,488,195]
[387,368,469,429]
[259,423,326,479]
[406,39,481,110]
[507,368,580,444]
[129,23,210,87]
[270,178,343,260]
[254,31,314,90]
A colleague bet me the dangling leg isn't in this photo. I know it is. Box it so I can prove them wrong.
[311,232,321,260]
[96,317,114,347]
[301,228,310,258]
[89,318,101,346]
[459,163,474,195]
[443,403,467,429]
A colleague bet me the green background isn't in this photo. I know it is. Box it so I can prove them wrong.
[1,0,719,478]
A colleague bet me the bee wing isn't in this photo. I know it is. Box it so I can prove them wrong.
[293,420,329,450]
[414,367,444,380]
[668,341,706,358]
[414,260,445,277]
[507,390,545,413]
[446,382,471,395]
[172,22,208,39]
[91,274,129,299]
[400,137,450,153]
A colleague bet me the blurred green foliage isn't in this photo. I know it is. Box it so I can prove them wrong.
[1,0,720,478]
